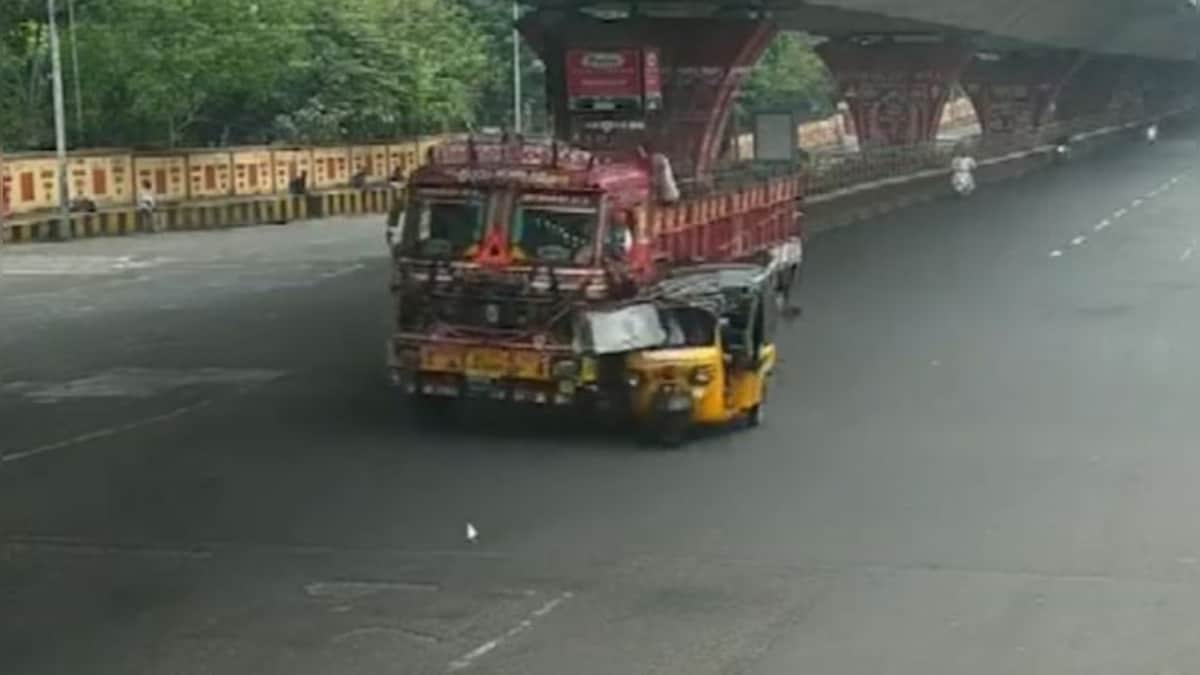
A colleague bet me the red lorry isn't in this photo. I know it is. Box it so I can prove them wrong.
[385,132,804,411]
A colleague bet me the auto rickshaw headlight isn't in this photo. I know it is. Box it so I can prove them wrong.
[627,371,642,388]
[690,366,714,385]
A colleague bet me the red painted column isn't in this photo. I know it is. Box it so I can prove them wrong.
[959,51,1079,136]
[519,12,776,179]
[1053,56,1137,125]
[816,39,969,148]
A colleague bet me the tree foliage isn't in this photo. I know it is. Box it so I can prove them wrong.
[0,2,832,151]
[740,33,835,122]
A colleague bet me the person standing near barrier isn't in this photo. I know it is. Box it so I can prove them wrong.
[137,180,159,232]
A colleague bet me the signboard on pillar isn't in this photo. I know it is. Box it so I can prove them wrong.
[566,49,644,112]
[753,112,798,162]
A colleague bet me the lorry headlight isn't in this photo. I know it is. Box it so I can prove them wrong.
[552,359,579,379]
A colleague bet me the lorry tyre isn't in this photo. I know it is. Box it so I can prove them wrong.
[412,394,454,423]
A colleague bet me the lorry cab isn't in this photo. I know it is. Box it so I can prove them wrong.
[625,264,778,446]
[389,135,653,296]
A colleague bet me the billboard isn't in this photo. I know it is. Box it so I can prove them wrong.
[567,50,641,100]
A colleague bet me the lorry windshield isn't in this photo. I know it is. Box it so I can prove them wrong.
[511,199,598,265]
[403,197,484,258]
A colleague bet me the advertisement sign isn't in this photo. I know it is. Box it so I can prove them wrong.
[753,112,798,162]
[567,49,643,110]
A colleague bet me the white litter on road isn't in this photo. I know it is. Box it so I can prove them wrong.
[466,522,479,543]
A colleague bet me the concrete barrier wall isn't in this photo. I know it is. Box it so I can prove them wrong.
[0,136,448,219]
[3,185,398,244]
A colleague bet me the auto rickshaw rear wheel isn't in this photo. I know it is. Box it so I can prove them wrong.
[747,383,768,428]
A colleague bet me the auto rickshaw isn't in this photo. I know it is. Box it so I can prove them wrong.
[624,264,778,446]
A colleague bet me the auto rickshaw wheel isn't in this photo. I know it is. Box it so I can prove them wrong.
[747,383,768,428]
[645,414,690,448]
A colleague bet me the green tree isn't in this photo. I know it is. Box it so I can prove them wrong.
[740,33,835,121]
[273,0,492,143]
[454,0,547,133]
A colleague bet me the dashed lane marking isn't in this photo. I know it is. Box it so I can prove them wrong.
[1094,220,1111,231]
[448,592,574,672]
[2,367,286,403]
[1050,250,1064,258]
[1070,236,1087,246]
[1113,208,1129,219]
[1132,198,1144,207]
[1182,247,1193,262]
[0,255,172,276]
[1,399,214,464]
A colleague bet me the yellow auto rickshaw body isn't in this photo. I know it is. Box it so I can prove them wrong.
[616,262,780,443]
[627,339,775,426]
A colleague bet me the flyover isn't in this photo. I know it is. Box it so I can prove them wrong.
[515,1,1200,174]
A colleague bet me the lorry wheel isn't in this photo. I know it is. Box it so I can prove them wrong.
[412,394,455,423]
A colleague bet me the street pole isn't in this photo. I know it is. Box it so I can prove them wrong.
[47,0,72,240]
[512,0,522,133]
[66,0,84,141]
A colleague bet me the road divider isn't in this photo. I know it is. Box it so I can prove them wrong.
[2,185,396,244]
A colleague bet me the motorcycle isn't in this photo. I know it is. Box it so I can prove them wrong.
[951,169,976,197]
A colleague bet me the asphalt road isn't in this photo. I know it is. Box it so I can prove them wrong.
[3,130,1200,674]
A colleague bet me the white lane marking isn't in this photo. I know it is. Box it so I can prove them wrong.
[332,626,439,645]
[0,255,172,277]
[1070,236,1087,246]
[4,534,215,560]
[1113,208,1128,219]
[0,399,213,464]
[1050,250,1064,258]
[1132,198,1144,208]
[2,367,286,403]
[1094,219,1111,231]
[1182,248,1193,262]
[448,591,574,672]
[305,580,440,600]
[318,263,365,280]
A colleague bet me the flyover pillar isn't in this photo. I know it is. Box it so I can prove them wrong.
[959,51,1078,140]
[1053,57,1143,128]
[519,11,775,178]
[816,38,969,148]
